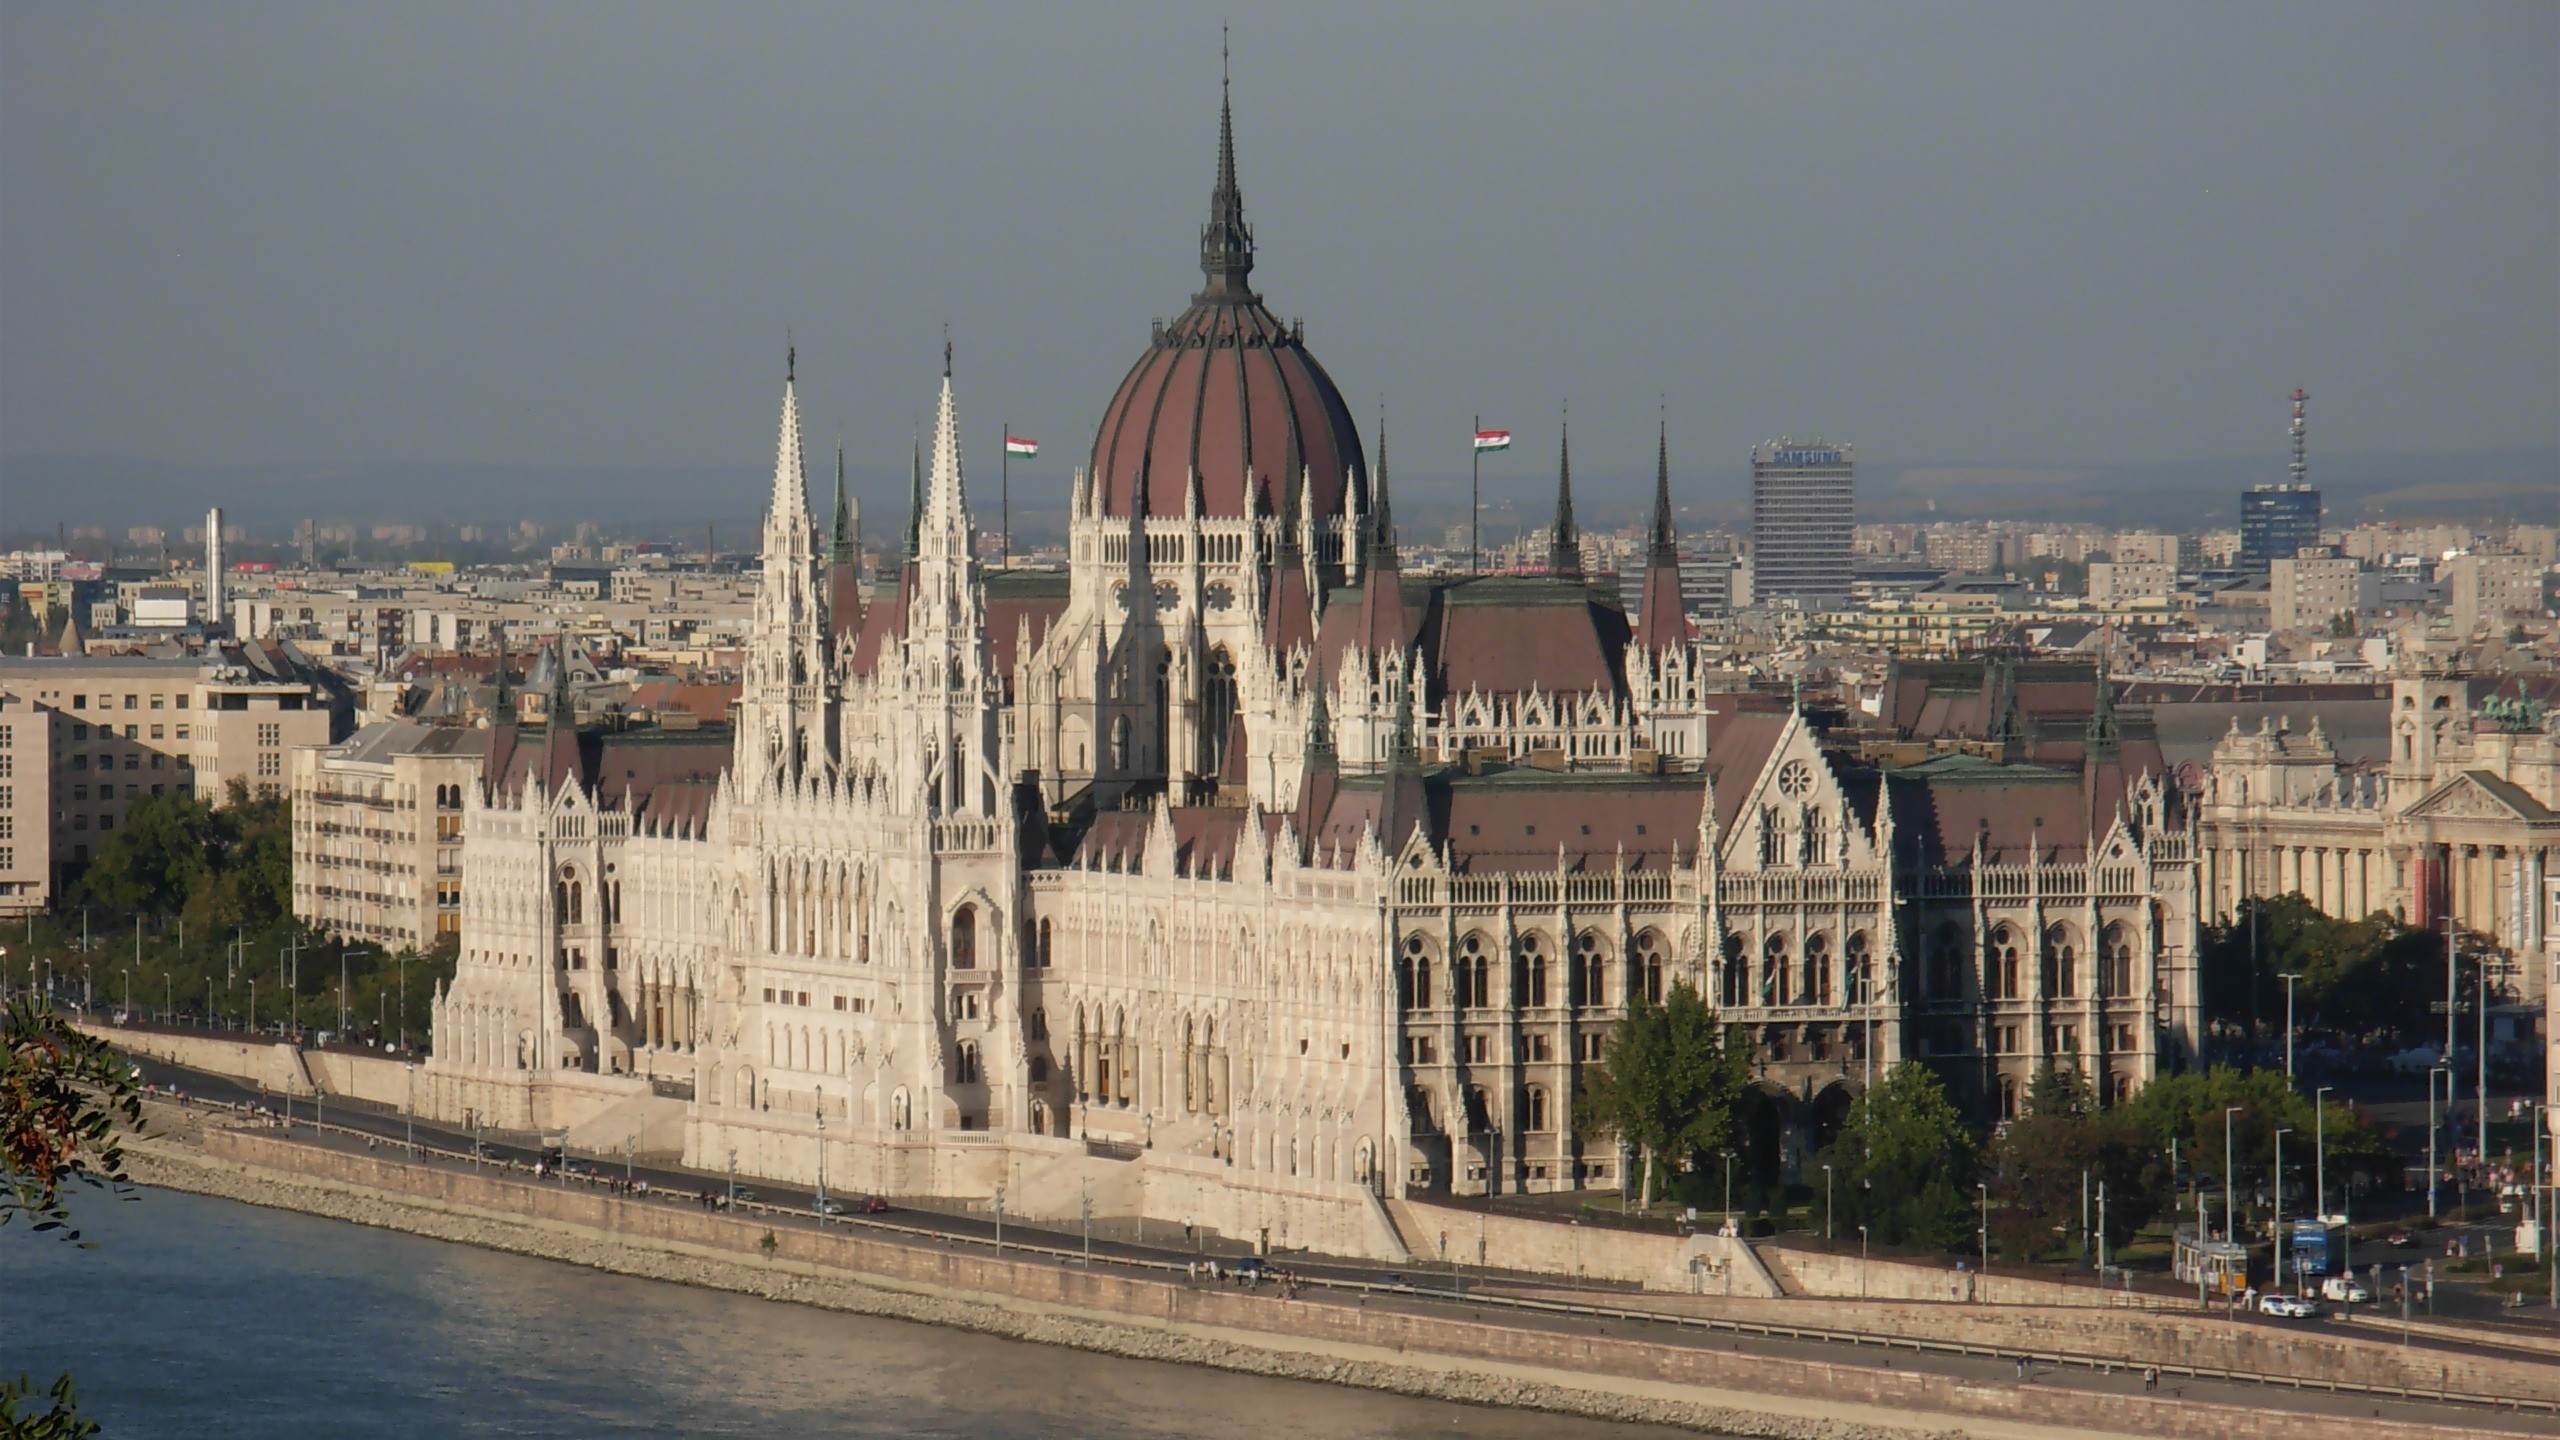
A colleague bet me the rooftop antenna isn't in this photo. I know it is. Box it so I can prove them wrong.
[2288,387,2309,490]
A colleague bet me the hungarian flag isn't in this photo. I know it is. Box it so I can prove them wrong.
[1005,436,1039,457]
[1473,429,1511,453]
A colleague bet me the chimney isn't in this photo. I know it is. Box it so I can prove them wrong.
[204,506,227,634]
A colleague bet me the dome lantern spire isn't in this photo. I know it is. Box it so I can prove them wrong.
[1197,38,1256,304]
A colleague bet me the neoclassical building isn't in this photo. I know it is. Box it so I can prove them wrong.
[426,92,2205,1252]
[2193,663,2560,1012]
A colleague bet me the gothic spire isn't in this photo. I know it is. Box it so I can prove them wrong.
[1366,405,1396,568]
[1634,417,1691,652]
[490,622,513,720]
[903,432,923,562]
[1196,45,1256,303]
[831,437,857,565]
[770,351,811,528]
[1548,413,1582,579]
[1648,417,1678,564]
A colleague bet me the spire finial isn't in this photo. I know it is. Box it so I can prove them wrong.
[1649,413,1678,560]
[1197,40,1255,303]
[786,334,795,384]
[1361,398,1397,570]
[832,432,854,561]
[1548,407,1581,579]
[943,325,953,380]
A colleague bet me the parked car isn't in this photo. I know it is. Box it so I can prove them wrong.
[1231,1255,1270,1283]
[2258,1293,2319,1318]
[2384,1230,2416,1248]
[2320,1276,2371,1304]
[812,1198,845,1216]
[858,1195,891,1215]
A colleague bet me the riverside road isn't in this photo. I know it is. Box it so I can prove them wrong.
[129,1052,2558,1435]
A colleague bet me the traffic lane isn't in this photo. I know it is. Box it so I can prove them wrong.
[148,1106,2557,1426]
[128,1059,2559,1375]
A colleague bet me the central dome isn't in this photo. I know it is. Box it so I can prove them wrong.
[1088,89,1365,523]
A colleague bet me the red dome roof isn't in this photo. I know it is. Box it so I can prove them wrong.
[1087,89,1365,523]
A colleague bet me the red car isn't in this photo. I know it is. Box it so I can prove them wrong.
[859,1195,892,1215]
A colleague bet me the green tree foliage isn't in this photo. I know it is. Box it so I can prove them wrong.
[1988,1065,2167,1259]
[74,782,292,936]
[1575,981,1752,1209]
[1813,1062,1978,1251]
[2116,1066,2397,1198]
[2199,896,2452,1041]
[0,1371,99,1440]
[1,995,143,1242]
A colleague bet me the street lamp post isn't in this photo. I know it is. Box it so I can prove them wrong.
[2314,1086,2332,1222]
[1722,1149,1736,1230]
[2273,1127,2293,1291]
[398,950,408,1050]
[1978,1182,1990,1280]
[1823,1163,1834,1241]
[727,1150,737,1210]
[1859,1224,1870,1297]
[814,1084,827,1220]
[2427,1065,2448,1219]
[2223,1106,2243,1243]
[2280,971,2301,1078]
[994,1183,1006,1253]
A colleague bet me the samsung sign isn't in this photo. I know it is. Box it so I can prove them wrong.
[1770,448,1843,467]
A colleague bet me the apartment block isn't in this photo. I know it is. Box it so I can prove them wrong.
[291,720,492,949]
[0,642,350,892]
[2444,552,2551,636]
[2268,555,2364,633]
[0,684,51,914]
[2087,560,2178,607]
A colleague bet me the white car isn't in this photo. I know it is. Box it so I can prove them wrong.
[2259,1292,2319,1318]
[2320,1276,2370,1304]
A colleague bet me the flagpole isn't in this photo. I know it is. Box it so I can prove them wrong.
[1470,413,1481,574]
[1001,419,1010,568]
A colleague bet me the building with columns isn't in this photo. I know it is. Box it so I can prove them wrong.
[2193,665,2560,1023]
[422,89,2204,1254]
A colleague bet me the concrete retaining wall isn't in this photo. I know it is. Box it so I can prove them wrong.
[1384,1200,1782,1296]
[164,1126,2544,1437]
[1760,1245,2184,1309]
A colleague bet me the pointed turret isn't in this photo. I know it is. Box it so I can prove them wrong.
[1196,51,1256,304]
[540,635,581,795]
[829,439,864,641]
[490,623,514,721]
[771,349,812,531]
[1634,419,1692,652]
[1353,409,1407,655]
[1548,416,1582,580]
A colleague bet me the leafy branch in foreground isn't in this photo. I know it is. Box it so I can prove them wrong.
[2,994,144,1244]
[0,1371,101,1440]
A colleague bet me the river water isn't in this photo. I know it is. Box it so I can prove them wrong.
[2,1188,1699,1438]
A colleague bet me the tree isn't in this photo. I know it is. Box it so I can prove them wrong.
[1,994,143,1242]
[1814,1062,1978,1251]
[1,996,143,1438]
[1576,980,1752,1209]
[1988,1065,2167,1259]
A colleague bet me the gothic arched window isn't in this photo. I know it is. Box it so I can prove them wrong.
[951,904,977,970]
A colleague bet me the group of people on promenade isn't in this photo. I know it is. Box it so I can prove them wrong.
[1187,1258,1302,1299]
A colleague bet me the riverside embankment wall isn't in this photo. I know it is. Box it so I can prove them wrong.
[123,1124,2551,1440]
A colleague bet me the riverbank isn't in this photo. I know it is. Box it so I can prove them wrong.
[118,1111,2544,1440]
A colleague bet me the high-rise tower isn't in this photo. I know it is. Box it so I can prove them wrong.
[1750,438,1854,605]
[2239,387,2321,574]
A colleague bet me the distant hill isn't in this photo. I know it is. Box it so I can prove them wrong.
[4,445,2551,548]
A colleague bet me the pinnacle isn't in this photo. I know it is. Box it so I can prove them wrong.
[1549,416,1581,579]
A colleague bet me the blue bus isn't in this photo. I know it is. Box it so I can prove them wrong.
[2288,1219,2343,1278]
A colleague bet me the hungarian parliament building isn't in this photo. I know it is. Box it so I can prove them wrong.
[423,93,2212,1254]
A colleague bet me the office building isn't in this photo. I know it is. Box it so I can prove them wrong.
[1750,438,1854,604]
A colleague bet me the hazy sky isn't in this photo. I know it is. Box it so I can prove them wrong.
[4,3,2553,507]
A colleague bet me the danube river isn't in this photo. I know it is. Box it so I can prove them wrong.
[3,1188,1701,1438]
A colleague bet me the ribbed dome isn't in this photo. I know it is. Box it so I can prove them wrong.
[1087,86,1364,523]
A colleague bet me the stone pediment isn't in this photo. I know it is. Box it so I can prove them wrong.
[2400,770,2558,825]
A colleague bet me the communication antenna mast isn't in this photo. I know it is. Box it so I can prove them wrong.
[2287,387,2309,491]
